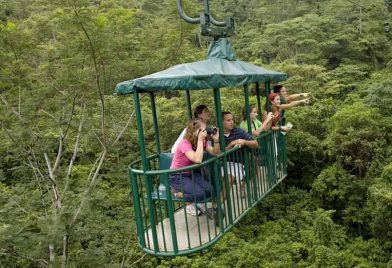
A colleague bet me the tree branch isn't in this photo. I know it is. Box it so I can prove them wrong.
[44,153,61,208]
[72,3,105,144]
[68,148,107,229]
[63,103,85,196]
[0,249,48,267]
[1,94,22,119]
[10,201,45,221]
[112,109,135,146]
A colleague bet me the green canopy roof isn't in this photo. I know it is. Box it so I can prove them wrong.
[115,38,287,95]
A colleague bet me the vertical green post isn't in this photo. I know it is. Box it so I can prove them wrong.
[243,84,256,203]
[213,87,233,225]
[185,90,192,119]
[162,174,179,253]
[263,82,275,188]
[133,91,159,253]
[133,92,149,171]
[150,92,161,154]
[255,82,262,122]
[244,84,252,134]
[130,170,145,248]
[265,82,271,112]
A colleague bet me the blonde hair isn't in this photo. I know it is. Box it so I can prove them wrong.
[184,118,204,150]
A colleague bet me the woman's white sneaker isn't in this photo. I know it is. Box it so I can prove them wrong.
[186,204,201,216]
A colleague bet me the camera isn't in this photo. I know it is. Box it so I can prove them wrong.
[205,127,217,135]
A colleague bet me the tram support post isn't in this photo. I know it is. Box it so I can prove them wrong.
[213,87,233,225]
[150,92,161,154]
[133,91,159,253]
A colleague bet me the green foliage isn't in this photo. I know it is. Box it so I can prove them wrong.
[368,162,392,250]
[324,102,386,176]
[1,0,392,266]
[365,77,392,116]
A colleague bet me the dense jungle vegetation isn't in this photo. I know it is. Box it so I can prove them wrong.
[1,0,392,267]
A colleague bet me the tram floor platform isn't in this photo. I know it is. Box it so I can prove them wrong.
[144,166,283,252]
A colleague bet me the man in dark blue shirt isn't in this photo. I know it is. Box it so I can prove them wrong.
[221,112,258,198]
[222,112,258,150]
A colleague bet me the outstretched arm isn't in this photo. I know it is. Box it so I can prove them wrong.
[285,92,310,102]
[254,112,274,135]
[280,98,309,110]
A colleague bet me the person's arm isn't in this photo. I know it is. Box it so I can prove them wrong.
[228,139,259,149]
[253,113,273,135]
[226,136,259,149]
[184,130,207,163]
[285,92,310,102]
[271,125,289,132]
[280,98,309,110]
[262,110,268,122]
[244,139,259,148]
[206,130,220,155]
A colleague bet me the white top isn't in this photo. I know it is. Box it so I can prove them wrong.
[171,128,212,153]
[171,128,186,153]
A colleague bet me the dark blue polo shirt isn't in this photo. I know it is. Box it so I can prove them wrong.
[223,127,254,145]
[223,128,255,164]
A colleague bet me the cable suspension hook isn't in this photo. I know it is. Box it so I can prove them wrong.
[176,0,235,39]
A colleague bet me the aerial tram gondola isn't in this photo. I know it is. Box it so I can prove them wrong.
[115,0,288,256]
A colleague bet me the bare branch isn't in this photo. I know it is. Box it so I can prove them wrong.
[10,201,45,221]
[119,237,132,268]
[0,249,49,268]
[49,244,55,264]
[62,93,83,141]
[112,109,135,146]
[63,103,85,195]
[44,153,62,208]
[28,159,49,221]
[128,253,147,268]
[69,149,107,229]
[0,94,22,119]
[1,124,30,155]
[27,152,56,206]
[52,132,64,172]
[38,109,56,120]
[44,153,57,186]
[72,3,105,143]
[61,235,68,268]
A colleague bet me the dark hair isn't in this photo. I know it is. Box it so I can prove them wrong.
[273,85,283,94]
[222,111,232,119]
[242,105,257,121]
[193,105,208,118]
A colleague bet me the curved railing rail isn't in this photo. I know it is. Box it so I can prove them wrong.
[128,131,287,256]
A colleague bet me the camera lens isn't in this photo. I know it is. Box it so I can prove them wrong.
[205,127,217,135]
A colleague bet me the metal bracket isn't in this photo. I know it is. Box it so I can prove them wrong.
[177,0,235,39]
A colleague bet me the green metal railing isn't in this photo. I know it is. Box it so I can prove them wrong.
[128,130,287,256]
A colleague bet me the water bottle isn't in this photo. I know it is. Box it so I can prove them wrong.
[158,184,166,197]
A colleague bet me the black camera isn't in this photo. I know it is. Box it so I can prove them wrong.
[205,127,217,135]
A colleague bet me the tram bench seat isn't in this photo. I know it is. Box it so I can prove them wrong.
[151,152,213,202]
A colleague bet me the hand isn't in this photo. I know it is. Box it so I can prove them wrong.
[211,128,219,142]
[302,92,310,98]
[302,98,310,104]
[266,112,274,122]
[197,129,207,142]
[233,139,246,148]
[281,126,289,132]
